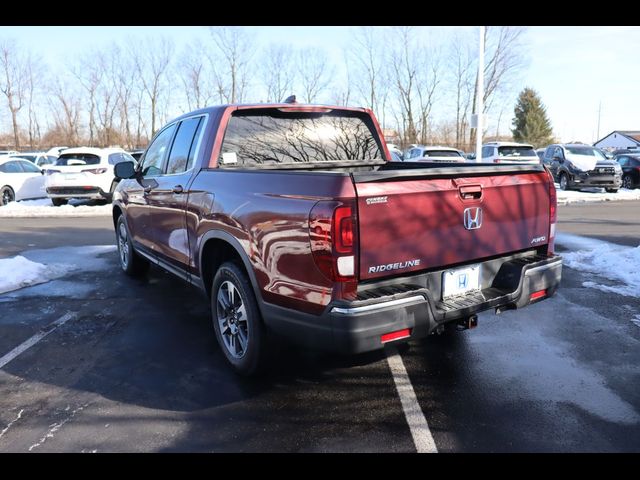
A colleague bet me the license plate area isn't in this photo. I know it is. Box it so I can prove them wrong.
[442,264,481,299]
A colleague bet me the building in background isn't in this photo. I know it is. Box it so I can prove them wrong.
[594,131,640,150]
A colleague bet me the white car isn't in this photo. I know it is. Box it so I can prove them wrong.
[0,156,46,206]
[405,145,466,163]
[10,152,58,168]
[480,142,540,164]
[45,147,136,206]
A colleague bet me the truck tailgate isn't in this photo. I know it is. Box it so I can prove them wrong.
[353,168,550,281]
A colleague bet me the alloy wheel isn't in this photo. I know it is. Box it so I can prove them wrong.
[216,280,249,359]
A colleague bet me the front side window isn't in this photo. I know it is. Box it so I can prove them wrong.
[553,147,564,159]
[219,110,384,167]
[166,116,204,175]
[141,124,177,176]
[19,160,41,173]
[617,156,629,167]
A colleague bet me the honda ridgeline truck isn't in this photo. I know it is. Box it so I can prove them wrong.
[112,102,562,375]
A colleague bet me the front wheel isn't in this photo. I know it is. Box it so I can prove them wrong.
[559,173,570,191]
[211,262,268,376]
[605,188,618,193]
[116,216,149,277]
[622,175,634,189]
[1,186,15,206]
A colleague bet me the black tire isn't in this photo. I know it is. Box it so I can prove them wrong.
[51,198,68,207]
[1,186,15,206]
[211,261,268,376]
[115,215,149,277]
[622,175,634,190]
[605,188,618,193]
[559,173,570,191]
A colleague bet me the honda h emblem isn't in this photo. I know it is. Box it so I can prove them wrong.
[463,207,482,230]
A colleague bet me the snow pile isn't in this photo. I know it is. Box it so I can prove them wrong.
[0,198,111,217]
[556,232,640,298]
[0,256,50,293]
[0,245,117,294]
[556,186,640,205]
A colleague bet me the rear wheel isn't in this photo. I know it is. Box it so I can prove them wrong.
[622,175,634,189]
[211,262,268,376]
[1,186,14,206]
[605,188,618,193]
[559,173,570,191]
[116,216,149,277]
[51,198,68,207]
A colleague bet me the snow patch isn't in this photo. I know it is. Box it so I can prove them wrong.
[0,198,111,217]
[556,232,640,298]
[556,186,640,205]
[0,256,51,294]
[0,245,116,294]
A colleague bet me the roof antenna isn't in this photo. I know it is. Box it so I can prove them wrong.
[283,95,297,104]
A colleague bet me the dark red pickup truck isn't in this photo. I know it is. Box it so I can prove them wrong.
[112,103,562,375]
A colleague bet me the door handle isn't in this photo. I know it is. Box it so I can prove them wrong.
[172,185,184,194]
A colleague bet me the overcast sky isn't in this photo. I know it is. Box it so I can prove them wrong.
[2,25,638,143]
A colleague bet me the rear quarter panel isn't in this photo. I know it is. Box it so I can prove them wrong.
[188,169,356,315]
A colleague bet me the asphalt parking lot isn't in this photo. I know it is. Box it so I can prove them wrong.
[0,201,639,452]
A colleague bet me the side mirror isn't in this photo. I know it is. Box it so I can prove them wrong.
[114,161,136,179]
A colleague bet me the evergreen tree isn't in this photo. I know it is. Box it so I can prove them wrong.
[511,87,554,147]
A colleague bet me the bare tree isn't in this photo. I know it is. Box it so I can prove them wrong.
[470,26,526,146]
[49,77,81,145]
[178,39,214,111]
[209,26,254,103]
[0,39,28,149]
[296,47,333,103]
[348,27,389,114]
[389,27,419,145]
[25,53,44,149]
[131,36,174,136]
[448,33,475,150]
[73,49,102,146]
[260,44,295,102]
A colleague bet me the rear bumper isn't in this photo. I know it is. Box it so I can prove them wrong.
[262,253,562,354]
[46,187,110,199]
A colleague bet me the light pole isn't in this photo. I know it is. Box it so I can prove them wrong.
[475,25,485,163]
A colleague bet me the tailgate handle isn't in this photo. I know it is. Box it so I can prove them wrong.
[459,185,483,200]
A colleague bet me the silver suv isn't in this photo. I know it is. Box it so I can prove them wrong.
[481,142,540,164]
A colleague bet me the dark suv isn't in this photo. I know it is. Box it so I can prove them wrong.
[543,144,622,192]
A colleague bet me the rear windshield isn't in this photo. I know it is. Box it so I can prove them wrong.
[56,153,101,166]
[498,146,537,157]
[422,150,462,158]
[219,110,384,167]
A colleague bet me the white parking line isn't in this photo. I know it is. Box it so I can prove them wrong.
[386,346,438,453]
[0,312,76,369]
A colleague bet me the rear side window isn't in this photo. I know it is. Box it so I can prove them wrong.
[219,110,384,167]
[166,116,204,174]
[56,153,101,166]
[0,161,22,173]
[481,146,493,158]
[498,146,537,157]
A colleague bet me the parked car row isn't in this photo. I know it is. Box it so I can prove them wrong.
[0,146,145,206]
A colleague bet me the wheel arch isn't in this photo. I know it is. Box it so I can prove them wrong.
[199,230,264,310]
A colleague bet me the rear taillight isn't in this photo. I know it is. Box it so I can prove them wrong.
[309,200,358,282]
[547,169,557,254]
